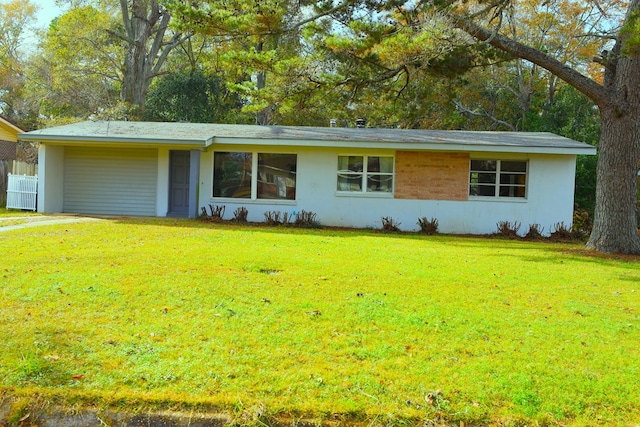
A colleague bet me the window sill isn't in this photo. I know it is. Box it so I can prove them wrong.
[335,191,394,198]
[468,196,528,203]
[209,198,296,206]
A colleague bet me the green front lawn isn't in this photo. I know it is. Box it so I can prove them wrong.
[1,218,639,426]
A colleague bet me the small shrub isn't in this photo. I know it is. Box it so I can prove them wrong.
[295,210,319,228]
[550,222,572,241]
[572,208,593,238]
[417,217,439,235]
[232,207,248,223]
[264,211,282,226]
[496,220,521,238]
[281,211,293,226]
[381,216,401,233]
[208,204,225,221]
[524,223,545,240]
[199,204,225,222]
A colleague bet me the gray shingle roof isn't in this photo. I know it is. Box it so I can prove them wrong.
[19,120,596,154]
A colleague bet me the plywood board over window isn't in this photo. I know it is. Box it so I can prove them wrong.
[394,151,469,201]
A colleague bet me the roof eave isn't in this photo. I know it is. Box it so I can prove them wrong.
[211,137,597,155]
[18,133,207,148]
[0,116,24,134]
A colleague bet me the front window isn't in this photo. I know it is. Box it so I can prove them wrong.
[257,153,297,200]
[469,160,527,198]
[213,152,252,198]
[337,155,393,193]
[214,152,296,200]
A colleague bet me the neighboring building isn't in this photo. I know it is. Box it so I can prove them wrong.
[1,116,24,206]
[0,116,22,161]
[20,121,596,235]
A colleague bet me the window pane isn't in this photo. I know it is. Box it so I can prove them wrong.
[338,156,363,172]
[470,184,497,196]
[476,172,496,184]
[257,153,297,200]
[471,160,496,171]
[500,173,526,185]
[367,175,393,192]
[379,157,394,173]
[337,174,362,191]
[499,185,526,197]
[501,161,527,173]
[213,152,251,198]
[366,156,393,173]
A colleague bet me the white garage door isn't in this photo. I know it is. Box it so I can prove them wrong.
[64,147,158,216]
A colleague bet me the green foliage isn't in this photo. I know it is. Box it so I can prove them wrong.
[0,0,39,124]
[620,8,640,55]
[27,4,123,120]
[1,219,640,425]
[572,208,593,238]
[144,70,246,123]
[532,86,601,213]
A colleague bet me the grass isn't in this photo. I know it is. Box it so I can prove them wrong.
[0,207,38,217]
[1,218,639,426]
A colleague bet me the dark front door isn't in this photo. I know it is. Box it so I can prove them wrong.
[169,150,190,216]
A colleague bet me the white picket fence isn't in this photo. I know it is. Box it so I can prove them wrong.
[6,173,38,211]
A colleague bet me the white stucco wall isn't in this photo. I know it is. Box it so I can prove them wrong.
[199,146,577,235]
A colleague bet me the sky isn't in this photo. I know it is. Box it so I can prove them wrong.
[32,0,64,28]
[21,0,64,49]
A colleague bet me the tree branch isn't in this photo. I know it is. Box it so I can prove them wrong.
[453,100,516,131]
[120,0,132,39]
[449,14,611,107]
[285,0,357,32]
[106,29,135,45]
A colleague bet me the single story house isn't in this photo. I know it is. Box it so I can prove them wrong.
[19,121,596,234]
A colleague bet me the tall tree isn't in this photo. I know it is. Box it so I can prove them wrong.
[319,0,636,253]
[144,69,247,123]
[169,0,357,124]
[438,0,639,253]
[0,0,39,125]
[30,5,122,120]
[110,0,189,118]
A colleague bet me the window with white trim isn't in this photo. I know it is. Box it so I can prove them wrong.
[337,155,394,193]
[469,160,527,198]
[213,152,297,200]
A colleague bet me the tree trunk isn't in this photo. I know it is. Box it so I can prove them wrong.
[117,0,186,119]
[254,41,270,126]
[121,40,149,116]
[119,0,157,119]
[587,50,640,254]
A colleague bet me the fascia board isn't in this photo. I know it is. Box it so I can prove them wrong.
[210,136,597,156]
[18,134,207,149]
